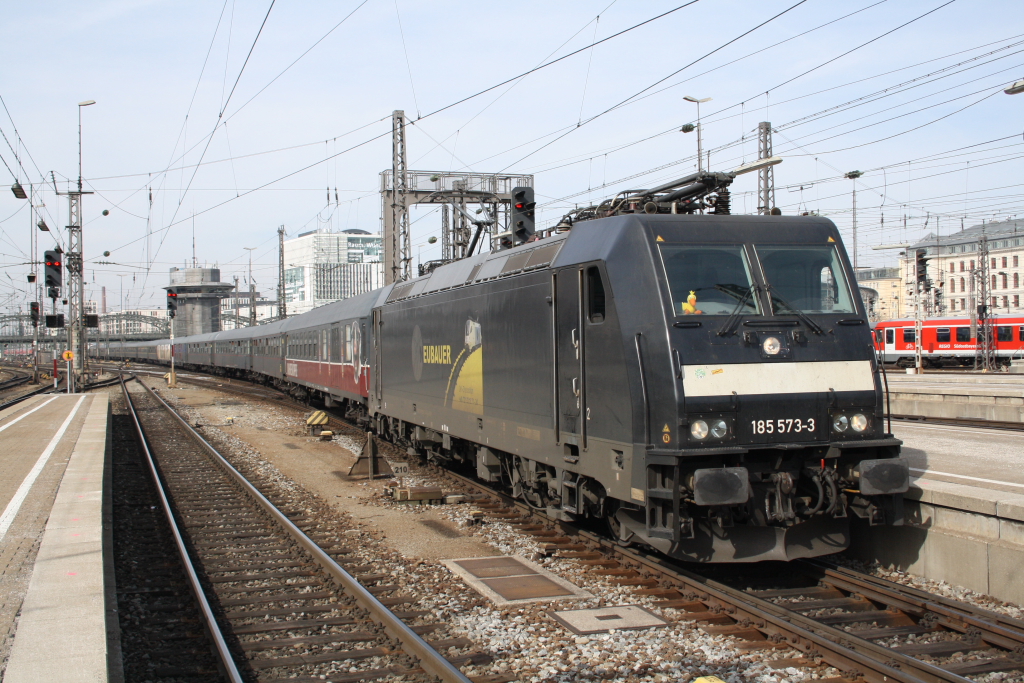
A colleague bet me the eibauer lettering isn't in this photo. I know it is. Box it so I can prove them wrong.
[423,345,452,364]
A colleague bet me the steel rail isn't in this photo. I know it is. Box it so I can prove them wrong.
[119,374,245,683]
[133,376,473,683]
[0,375,30,392]
[806,559,1024,645]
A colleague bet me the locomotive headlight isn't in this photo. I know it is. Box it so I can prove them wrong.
[710,419,728,439]
[850,413,869,432]
[832,414,849,432]
[762,336,781,355]
[690,420,709,440]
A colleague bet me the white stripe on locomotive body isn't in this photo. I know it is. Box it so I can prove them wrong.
[682,360,874,397]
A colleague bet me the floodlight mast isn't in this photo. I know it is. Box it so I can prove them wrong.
[58,99,96,388]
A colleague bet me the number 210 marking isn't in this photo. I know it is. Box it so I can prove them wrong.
[751,418,815,434]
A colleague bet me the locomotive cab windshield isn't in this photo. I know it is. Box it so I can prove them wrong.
[660,242,857,318]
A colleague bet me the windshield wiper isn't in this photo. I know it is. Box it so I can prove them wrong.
[716,284,759,337]
[767,286,825,335]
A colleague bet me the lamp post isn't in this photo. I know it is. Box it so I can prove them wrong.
[244,247,257,326]
[683,96,712,173]
[1005,79,1024,95]
[844,171,864,270]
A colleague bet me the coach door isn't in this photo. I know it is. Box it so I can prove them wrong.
[883,327,895,363]
[372,310,382,412]
[554,269,587,454]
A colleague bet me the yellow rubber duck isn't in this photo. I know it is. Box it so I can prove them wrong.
[682,290,702,315]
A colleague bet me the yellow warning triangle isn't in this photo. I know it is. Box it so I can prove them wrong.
[662,424,671,433]
[656,235,664,242]
[827,236,835,242]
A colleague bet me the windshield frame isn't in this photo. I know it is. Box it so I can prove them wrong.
[753,243,859,316]
[657,242,763,318]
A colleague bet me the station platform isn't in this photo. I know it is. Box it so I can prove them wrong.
[885,372,1024,422]
[849,474,1024,606]
[0,393,115,683]
[892,420,1024,494]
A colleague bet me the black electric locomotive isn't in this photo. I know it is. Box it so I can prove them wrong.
[100,173,908,563]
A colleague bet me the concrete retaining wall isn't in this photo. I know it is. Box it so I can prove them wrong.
[847,478,1024,605]
[888,391,1024,422]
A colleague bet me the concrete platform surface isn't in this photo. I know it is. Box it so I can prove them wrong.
[893,421,1024,494]
[3,394,113,683]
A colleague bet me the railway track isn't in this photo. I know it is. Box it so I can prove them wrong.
[888,414,1024,432]
[0,368,31,392]
[119,374,499,683]
[106,363,1024,682]
[428,470,1024,683]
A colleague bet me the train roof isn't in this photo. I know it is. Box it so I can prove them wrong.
[874,315,1024,326]
[381,213,842,308]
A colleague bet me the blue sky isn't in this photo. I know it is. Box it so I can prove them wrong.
[1,0,1022,311]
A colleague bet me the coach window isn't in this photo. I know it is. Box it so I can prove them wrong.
[936,328,950,342]
[587,266,606,323]
[956,327,971,342]
[885,328,894,344]
[998,326,1013,342]
[902,328,915,343]
[345,324,353,362]
[330,326,341,362]
[1019,326,1024,342]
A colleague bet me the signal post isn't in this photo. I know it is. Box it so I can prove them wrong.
[166,288,178,387]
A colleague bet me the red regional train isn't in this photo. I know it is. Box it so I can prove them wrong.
[873,315,1024,367]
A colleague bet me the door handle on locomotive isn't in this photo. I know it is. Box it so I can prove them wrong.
[572,376,579,396]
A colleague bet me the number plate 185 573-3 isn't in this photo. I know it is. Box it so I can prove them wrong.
[750,418,816,436]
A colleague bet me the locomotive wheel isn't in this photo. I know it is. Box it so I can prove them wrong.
[606,508,632,547]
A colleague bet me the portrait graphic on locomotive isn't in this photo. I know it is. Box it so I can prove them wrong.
[98,169,908,563]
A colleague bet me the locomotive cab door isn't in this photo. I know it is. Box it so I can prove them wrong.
[554,269,587,457]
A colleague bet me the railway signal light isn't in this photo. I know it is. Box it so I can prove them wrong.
[914,248,931,291]
[30,301,39,326]
[166,288,178,318]
[44,250,63,289]
[45,313,65,328]
[85,314,99,328]
[511,186,536,242]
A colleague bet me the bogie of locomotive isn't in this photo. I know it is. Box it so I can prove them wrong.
[94,212,908,563]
